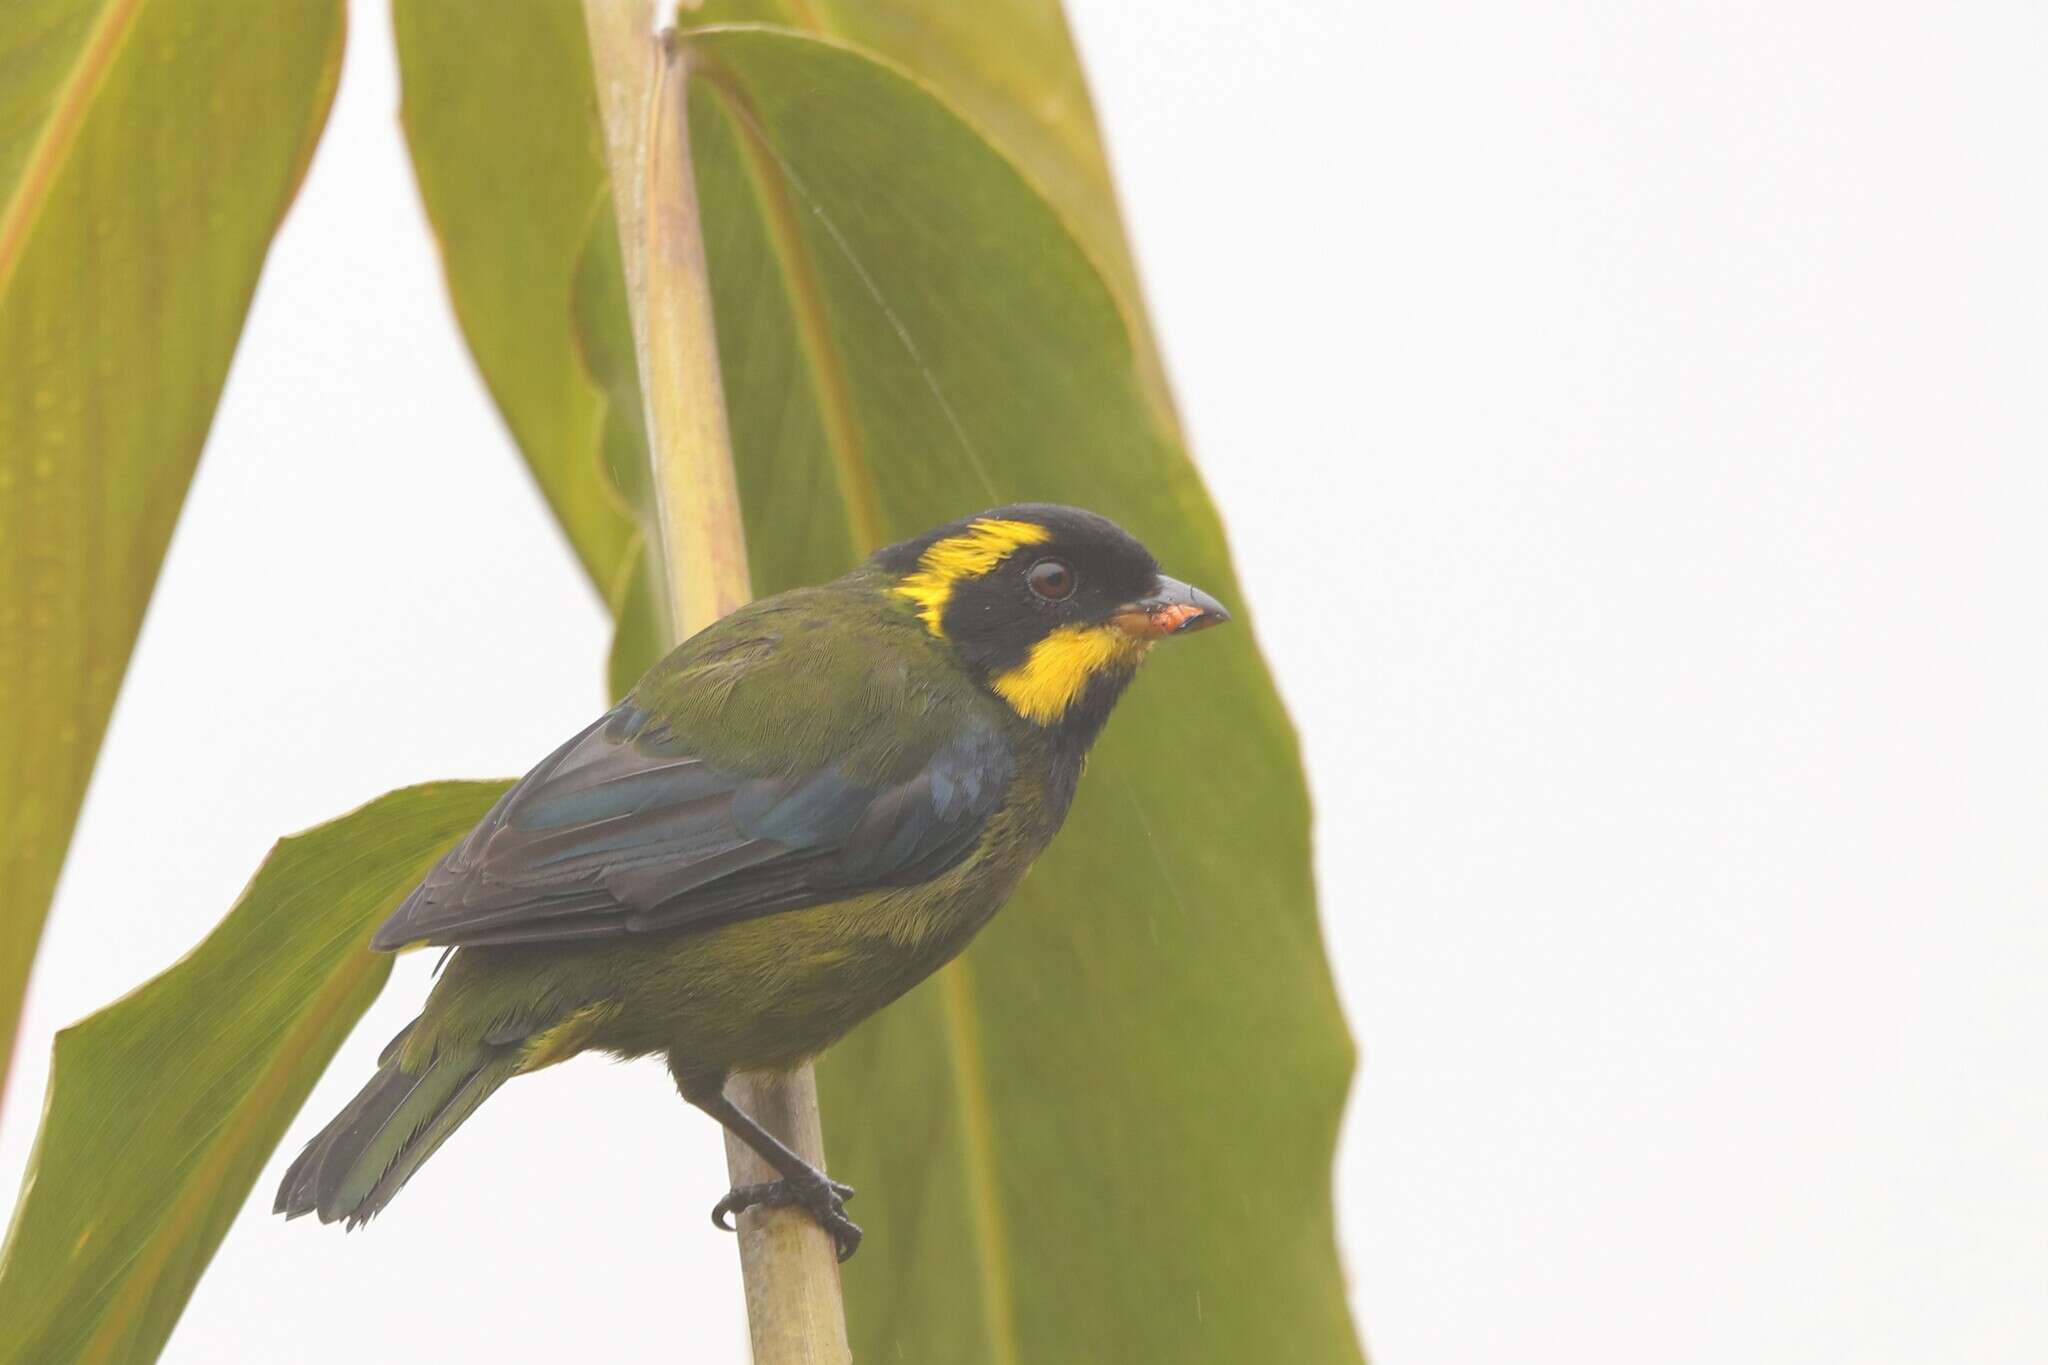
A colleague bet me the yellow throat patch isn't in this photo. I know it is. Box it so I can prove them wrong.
[892,518,1051,636]
[992,626,1150,725]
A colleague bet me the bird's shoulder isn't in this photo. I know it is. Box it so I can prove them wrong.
[629,571,1014,785]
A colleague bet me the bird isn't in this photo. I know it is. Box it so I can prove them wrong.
[274,503,1229,1259]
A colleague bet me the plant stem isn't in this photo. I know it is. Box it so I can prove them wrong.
[580,4,851,1360]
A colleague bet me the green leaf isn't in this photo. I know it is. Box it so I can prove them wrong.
[392,0,640,612]
[685,30,1359,1362]
[0,0,346,1102]
[565,197,667,699]
[684,0,1182,425]
[0,781,509,1364]
[395,12,1359,1361]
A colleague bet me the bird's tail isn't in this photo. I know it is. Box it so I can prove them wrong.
[274,1021,520,1228]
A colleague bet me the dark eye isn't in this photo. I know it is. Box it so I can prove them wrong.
[1027,558,1076,601]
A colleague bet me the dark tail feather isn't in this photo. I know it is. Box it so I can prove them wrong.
[274,1021,519,1228]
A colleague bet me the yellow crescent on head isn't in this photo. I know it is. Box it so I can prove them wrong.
[890,518,1052,637]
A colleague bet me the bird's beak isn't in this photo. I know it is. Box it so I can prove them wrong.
[1108,574,1232,639]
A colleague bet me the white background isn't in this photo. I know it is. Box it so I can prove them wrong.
[4,2,2045,1361]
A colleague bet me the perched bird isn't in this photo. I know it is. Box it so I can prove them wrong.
[275,504,1228,1258]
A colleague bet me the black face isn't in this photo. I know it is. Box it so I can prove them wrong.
[873,503,1163,678]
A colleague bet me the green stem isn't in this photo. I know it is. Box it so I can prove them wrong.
[579,5,850,1361]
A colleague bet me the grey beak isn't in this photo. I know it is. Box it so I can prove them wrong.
[1111,574,1232,638]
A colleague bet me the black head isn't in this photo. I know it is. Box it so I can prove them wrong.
[873,504,1229,738]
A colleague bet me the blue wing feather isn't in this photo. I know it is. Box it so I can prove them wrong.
[370,703,1013,951]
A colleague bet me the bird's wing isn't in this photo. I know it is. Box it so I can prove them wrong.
[371,699,1014,952]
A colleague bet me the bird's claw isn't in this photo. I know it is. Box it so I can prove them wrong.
[711,1176,862,1261]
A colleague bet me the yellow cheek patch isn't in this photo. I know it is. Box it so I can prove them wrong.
[992,625,1150,725]
[892,518,1051,636]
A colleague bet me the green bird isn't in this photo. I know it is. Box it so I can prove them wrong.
[275,504,1228,1258]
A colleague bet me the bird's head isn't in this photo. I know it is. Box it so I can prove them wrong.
[874,504,1230,740]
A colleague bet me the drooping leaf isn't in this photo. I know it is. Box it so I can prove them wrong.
[565,197,667,699]
[0,781,509,1363]
[0,0,346,1103]
[394,12,1359,1362]
[391,0,639,605]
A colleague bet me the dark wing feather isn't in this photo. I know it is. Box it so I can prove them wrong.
[371,703,1012,951]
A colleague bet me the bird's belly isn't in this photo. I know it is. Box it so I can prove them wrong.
[612,852,1029,1079]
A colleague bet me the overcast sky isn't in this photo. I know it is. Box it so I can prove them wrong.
[4,2,2045,1361]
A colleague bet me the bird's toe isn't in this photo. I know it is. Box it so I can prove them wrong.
[708,1175,863,1259]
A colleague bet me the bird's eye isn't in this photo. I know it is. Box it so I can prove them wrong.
[1027,558,1076,601]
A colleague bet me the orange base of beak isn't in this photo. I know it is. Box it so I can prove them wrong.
[1111,601,1211,638]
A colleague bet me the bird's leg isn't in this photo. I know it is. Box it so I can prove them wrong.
[686,1085,862,1261]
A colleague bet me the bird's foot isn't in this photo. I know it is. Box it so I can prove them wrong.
[711,1175,862,1261]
